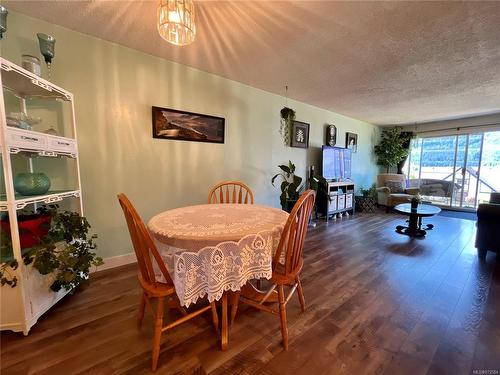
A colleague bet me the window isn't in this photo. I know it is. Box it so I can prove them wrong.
[403,131,500,209]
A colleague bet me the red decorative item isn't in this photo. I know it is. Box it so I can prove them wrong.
[0,214,51,249]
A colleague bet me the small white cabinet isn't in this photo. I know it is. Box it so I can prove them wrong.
[317,181,355,220]
[0,58,83,334]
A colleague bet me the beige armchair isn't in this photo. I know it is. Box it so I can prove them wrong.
[377,174,420,211]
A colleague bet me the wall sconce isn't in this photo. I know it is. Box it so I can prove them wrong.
[37,33,56,78]
[0,6,8,39]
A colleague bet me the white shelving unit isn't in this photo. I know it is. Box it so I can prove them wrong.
[317,181,355,221]
[0,57,83,334]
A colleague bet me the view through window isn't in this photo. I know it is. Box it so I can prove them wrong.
[403,131,500,209]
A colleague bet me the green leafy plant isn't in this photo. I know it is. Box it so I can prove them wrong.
[0,259,18,288]
[374,127,413,173]
[279,107,296,146]
[272,160,303,210]
[1,207,103,293]
[1,208,34,287]
[359,183,377,198]
[23,211,103,292]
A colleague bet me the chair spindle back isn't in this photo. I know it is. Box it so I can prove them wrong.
[273,190,316,275]
[208,181,254,204]
[117,193,172,287]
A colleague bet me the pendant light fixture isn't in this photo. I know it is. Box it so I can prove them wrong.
[157,0,196,46]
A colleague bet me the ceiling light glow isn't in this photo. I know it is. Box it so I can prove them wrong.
[157,0,196,46]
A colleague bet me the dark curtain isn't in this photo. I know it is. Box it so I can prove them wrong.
[397,132,413,174]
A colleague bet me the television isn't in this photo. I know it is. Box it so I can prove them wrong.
[322,146,352,181]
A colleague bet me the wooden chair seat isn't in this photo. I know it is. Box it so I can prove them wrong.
[138,276,175,298]
[270,259,303,285]
[230,190,316,350]
[117,193,219,371]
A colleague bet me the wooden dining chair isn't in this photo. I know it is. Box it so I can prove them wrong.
[208,180,254,204]
[230,189,316,350]
[117,193,219,371]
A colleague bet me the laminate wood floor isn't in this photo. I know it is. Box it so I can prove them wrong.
[1,212,499,374]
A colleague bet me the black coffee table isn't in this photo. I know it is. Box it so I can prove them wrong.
[394,203,441,237]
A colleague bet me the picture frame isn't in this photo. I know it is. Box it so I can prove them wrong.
[291,121,310,148]
[326,124,337,146]
[152,106,225,144]
[345,132,358,153]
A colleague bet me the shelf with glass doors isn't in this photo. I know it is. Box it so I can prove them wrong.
[0,57,84,335]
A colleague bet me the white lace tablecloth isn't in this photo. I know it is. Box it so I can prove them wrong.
[147,204,288,307]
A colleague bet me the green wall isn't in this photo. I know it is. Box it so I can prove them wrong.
[1,11,379,259]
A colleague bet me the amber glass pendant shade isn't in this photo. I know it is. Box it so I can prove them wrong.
[157,0,196,46]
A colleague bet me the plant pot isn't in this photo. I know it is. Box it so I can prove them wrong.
[14,173,50,196]
[283,200,298,213]
[0,213,51,249]
[355,196,376,213]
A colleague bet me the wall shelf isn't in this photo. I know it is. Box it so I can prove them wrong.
[0,190,81,211]
[0,127,77,157]
[0,58,72,101]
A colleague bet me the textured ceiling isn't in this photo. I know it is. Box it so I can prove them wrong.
[4,1,500,125]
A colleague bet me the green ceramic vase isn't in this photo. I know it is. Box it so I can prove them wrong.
[14,173,51,196]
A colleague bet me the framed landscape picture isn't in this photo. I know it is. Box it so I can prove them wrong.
[291,121,310,148]
[152,106,225,144]
[345,132,358,153]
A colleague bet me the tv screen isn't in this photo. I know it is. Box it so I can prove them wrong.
[322,146,351,180]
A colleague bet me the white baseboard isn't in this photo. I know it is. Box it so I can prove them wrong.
[92,252,136,273]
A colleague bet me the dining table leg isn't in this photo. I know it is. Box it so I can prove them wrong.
[221,292,228,350]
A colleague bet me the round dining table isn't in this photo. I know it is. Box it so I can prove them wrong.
[147,203,288,350]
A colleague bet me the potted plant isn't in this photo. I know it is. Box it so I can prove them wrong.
[411,194,422,210]
[355,184,377,213]
[0,206,52,249]
[272,160,303,212]
[0,206,103,292]
[374,127,413,173]
[0,206,53,287]
[0,228,18,287]
[279,107,296,146]
[23,210,103,292]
